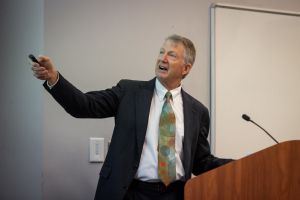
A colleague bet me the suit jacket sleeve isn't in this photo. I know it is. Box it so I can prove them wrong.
[43,73,125,118]
[192,107,234,176]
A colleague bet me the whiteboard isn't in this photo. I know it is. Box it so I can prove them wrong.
[210,4,300,159]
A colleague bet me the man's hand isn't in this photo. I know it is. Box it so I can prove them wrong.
[29,55,58,85]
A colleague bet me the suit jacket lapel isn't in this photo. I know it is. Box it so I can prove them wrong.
[182,89,197,180]
[135,78,156,157]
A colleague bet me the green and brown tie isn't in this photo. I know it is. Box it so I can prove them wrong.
[158,91,176,186]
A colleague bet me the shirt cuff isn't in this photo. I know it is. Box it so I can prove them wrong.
[47,73,60,89]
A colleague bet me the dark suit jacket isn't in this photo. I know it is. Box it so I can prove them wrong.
[44,74,233,200]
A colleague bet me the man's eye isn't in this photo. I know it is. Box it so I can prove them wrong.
[170,54,176,57]
[159,51,164,54]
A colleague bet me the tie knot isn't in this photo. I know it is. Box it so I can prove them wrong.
[165,91,172,99]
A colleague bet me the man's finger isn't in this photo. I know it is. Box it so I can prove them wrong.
[36,70,48,75]
[33,70,48,76]
[33,73,48,80]
[38,55,50,62]
[31,66,45,71]
[29,60,40,67]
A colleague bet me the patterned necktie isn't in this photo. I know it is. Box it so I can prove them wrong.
[158,91,176,186]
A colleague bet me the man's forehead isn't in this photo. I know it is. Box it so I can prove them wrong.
[163,40,180,47]
[161,40,184,51]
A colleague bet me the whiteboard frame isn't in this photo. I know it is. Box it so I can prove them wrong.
[210,3,300,154]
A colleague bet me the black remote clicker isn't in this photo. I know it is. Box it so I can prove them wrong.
[29,54,42,66]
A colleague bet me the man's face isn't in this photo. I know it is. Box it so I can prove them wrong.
[155,40,186,89]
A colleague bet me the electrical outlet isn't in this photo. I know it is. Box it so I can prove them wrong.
[90,138,104,162]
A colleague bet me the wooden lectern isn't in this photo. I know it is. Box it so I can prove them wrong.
[184,140,300,200]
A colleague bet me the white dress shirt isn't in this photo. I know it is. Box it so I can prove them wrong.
[134,78,185,182]
[47,73,59,89]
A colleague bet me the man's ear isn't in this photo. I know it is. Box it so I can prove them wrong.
[182,63,192,76]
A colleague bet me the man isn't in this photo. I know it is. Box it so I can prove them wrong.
[29,35,233,200]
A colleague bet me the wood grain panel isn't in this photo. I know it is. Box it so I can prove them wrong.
[185,140,300,200]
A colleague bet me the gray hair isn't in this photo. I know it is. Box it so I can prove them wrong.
[165,34,196,79]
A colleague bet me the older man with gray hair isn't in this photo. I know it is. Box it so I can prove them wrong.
[29,34,233,200]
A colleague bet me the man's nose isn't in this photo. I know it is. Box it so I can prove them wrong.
[160,53,168,62]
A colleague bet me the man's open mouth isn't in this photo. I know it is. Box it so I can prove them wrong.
[159,66,167,71]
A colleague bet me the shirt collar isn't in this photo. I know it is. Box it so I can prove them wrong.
[155,78,182,102]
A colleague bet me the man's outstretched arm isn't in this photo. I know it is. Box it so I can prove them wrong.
[29,55,124,119]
